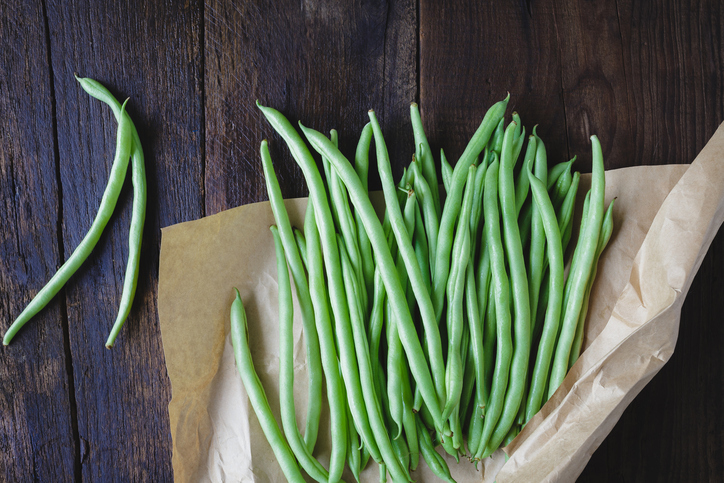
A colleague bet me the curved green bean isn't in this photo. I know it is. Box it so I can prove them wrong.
[261,141,324,452]
[523,166,565,422]
[568,199,615,367]
[229,289,305,483]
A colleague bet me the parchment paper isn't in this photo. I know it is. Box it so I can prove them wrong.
[158,123,724,482]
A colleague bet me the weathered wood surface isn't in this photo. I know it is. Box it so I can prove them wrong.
[1,0,723,481]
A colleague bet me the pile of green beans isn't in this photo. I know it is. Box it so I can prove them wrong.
[229,97,614,482]
[3,77,146,349]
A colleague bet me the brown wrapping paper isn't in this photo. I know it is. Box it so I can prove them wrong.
[158,123,724,482]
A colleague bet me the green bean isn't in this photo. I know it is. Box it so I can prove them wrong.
[568,199,615,368]
[464,250,485,415]
[304,205,350,479]
[482,268,496,410]
[4,97,133,346]
[475,159,512,459]
[417,418,456,483]
[391,434,410,474]
[484,120,532,455]
[502,424,520,448]
[557,172,582,257]
[293,228,308,270]
[550,163,573,211]
[548,136,606,398]
[515,136,537,214]
[409,160,439,277]
[528,130,549,337]
[259,104,386,468]
[401,362,420,471]
[413,202,432,291]
[466,398,484,457]
[546,157,575,191]
[441,148,453,194]
[410,103,441,215]
[432,96,509,321]
[490,118,505,155]
[339,240,411,482]
[72,77,146,349]
[523,166,565,422]
[270,226,329,482]
[347,401,362,483]
[560,192,591,318]
[355,123,375,307]
[229,289,305,483]
[261,141,324,452]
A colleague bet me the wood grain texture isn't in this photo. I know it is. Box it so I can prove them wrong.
[419,0,568,169]
[553,0,633,171]
[42,0,204,480]
[0,1,77,481]
[204,0,417,215]
[579,0,724,480]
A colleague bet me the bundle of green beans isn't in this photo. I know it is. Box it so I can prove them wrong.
[229,96,614,482]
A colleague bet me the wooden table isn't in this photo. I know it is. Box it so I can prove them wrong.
[2,1,722,481]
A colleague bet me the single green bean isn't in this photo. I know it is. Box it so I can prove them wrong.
[416,418,456,483]
[441,148,453,194]
[229,289,305,483]
[515,136,537,213]
[270,226,329,482]
[568,199,615,367]
[491,117,505,156]
[528,130,549,337]
[4,98,133,346]
[523,166,565,422]
[293,228,308,270]
[548,136,606,398]
[261,141,324,452]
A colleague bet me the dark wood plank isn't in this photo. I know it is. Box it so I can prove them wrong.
[553,0,633,171]
[419,0,568,170]
[204,0,417,216]
[43,0,204,480]
[579,1,724,480]
[0,1,77,481]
